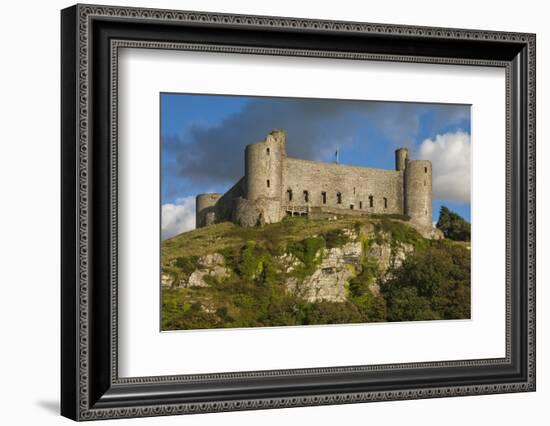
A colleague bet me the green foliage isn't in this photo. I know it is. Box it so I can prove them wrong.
[161,289,220,330]
[300,301,363,325]
[382,286,437,321]
[375,218,427,249]
[436,206,471,241]
[348,259,376,298]
[161,215,470,331]
[370,213,411,221]
[382,242,470,321]
[321,229,350,249]
[287,237,325,277]
[351,293,387,322]
[238,241,261,279]
[347,258,387,322]
[173,255,199,273]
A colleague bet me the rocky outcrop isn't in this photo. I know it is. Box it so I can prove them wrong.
[366,240,414,275]
[285,241,362,303]
[284,227,415,303]
[161,273,173,288]
[278,252,304,273]
[179,253,230,288]
[167,223,420,303]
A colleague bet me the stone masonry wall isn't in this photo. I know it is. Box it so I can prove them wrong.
[215,177,246,221]
[282,158,404,215]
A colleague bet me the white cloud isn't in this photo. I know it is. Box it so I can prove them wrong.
[418,131,471,203]
[161,196,196,240]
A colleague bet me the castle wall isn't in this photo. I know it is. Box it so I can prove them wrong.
[282,158,404,215]
[215,177,246,221]
[404,160,432,227]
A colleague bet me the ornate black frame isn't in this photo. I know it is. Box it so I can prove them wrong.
[61,4,536,421]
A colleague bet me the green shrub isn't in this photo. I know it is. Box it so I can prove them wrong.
[348,259,377,298]
[382,242,470,321]
[436,206,471,241]
[351,292,387,322]
[375,218,427,248]
[287,237,325,277]
[173,255,199,275]
[301,301,362,325]
[238,241,262,279]
[321,229,349,249]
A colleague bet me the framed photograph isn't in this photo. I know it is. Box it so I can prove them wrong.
[61,4,536,421]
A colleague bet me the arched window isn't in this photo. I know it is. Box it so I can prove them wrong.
[287,189,293,202]
[383,197,388,209]
[359,201,363,209]
[303,190,309,203]
[369,195,374,207]
[266,179,270,188]
[266,147,270,155]
[321,192,327,204]
[337,192,342,204]
[424,166,428,173]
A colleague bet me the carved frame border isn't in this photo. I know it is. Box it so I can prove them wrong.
[61,3,536,421]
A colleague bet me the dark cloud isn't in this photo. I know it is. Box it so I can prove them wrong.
[162,97,469,194]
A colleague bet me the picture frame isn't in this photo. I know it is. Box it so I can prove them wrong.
[60,3,536,421]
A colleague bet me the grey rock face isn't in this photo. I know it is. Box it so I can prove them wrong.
[161,273,173,288]
[285,227,415,303]
[278,252,304,273]
[285,240,362,303]
[180,253,230,288]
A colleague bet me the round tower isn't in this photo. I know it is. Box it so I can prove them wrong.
[404,160,432,227]
[244,130,286,223]
[395,148,409,171]
[195,193,221,228]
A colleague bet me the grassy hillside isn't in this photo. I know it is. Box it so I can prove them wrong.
[161,216,470,330]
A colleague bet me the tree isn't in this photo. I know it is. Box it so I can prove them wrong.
[382,243,471,321]
[436,206,471,241]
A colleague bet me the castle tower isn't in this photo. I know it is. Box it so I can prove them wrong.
[195,193,222,228]
[404,160,432,227]
[244,130,286,223]
[395,148,409,171]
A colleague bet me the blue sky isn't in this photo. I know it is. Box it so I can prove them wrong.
[160,93,471,238]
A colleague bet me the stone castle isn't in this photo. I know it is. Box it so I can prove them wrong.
[196,130,435,234]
